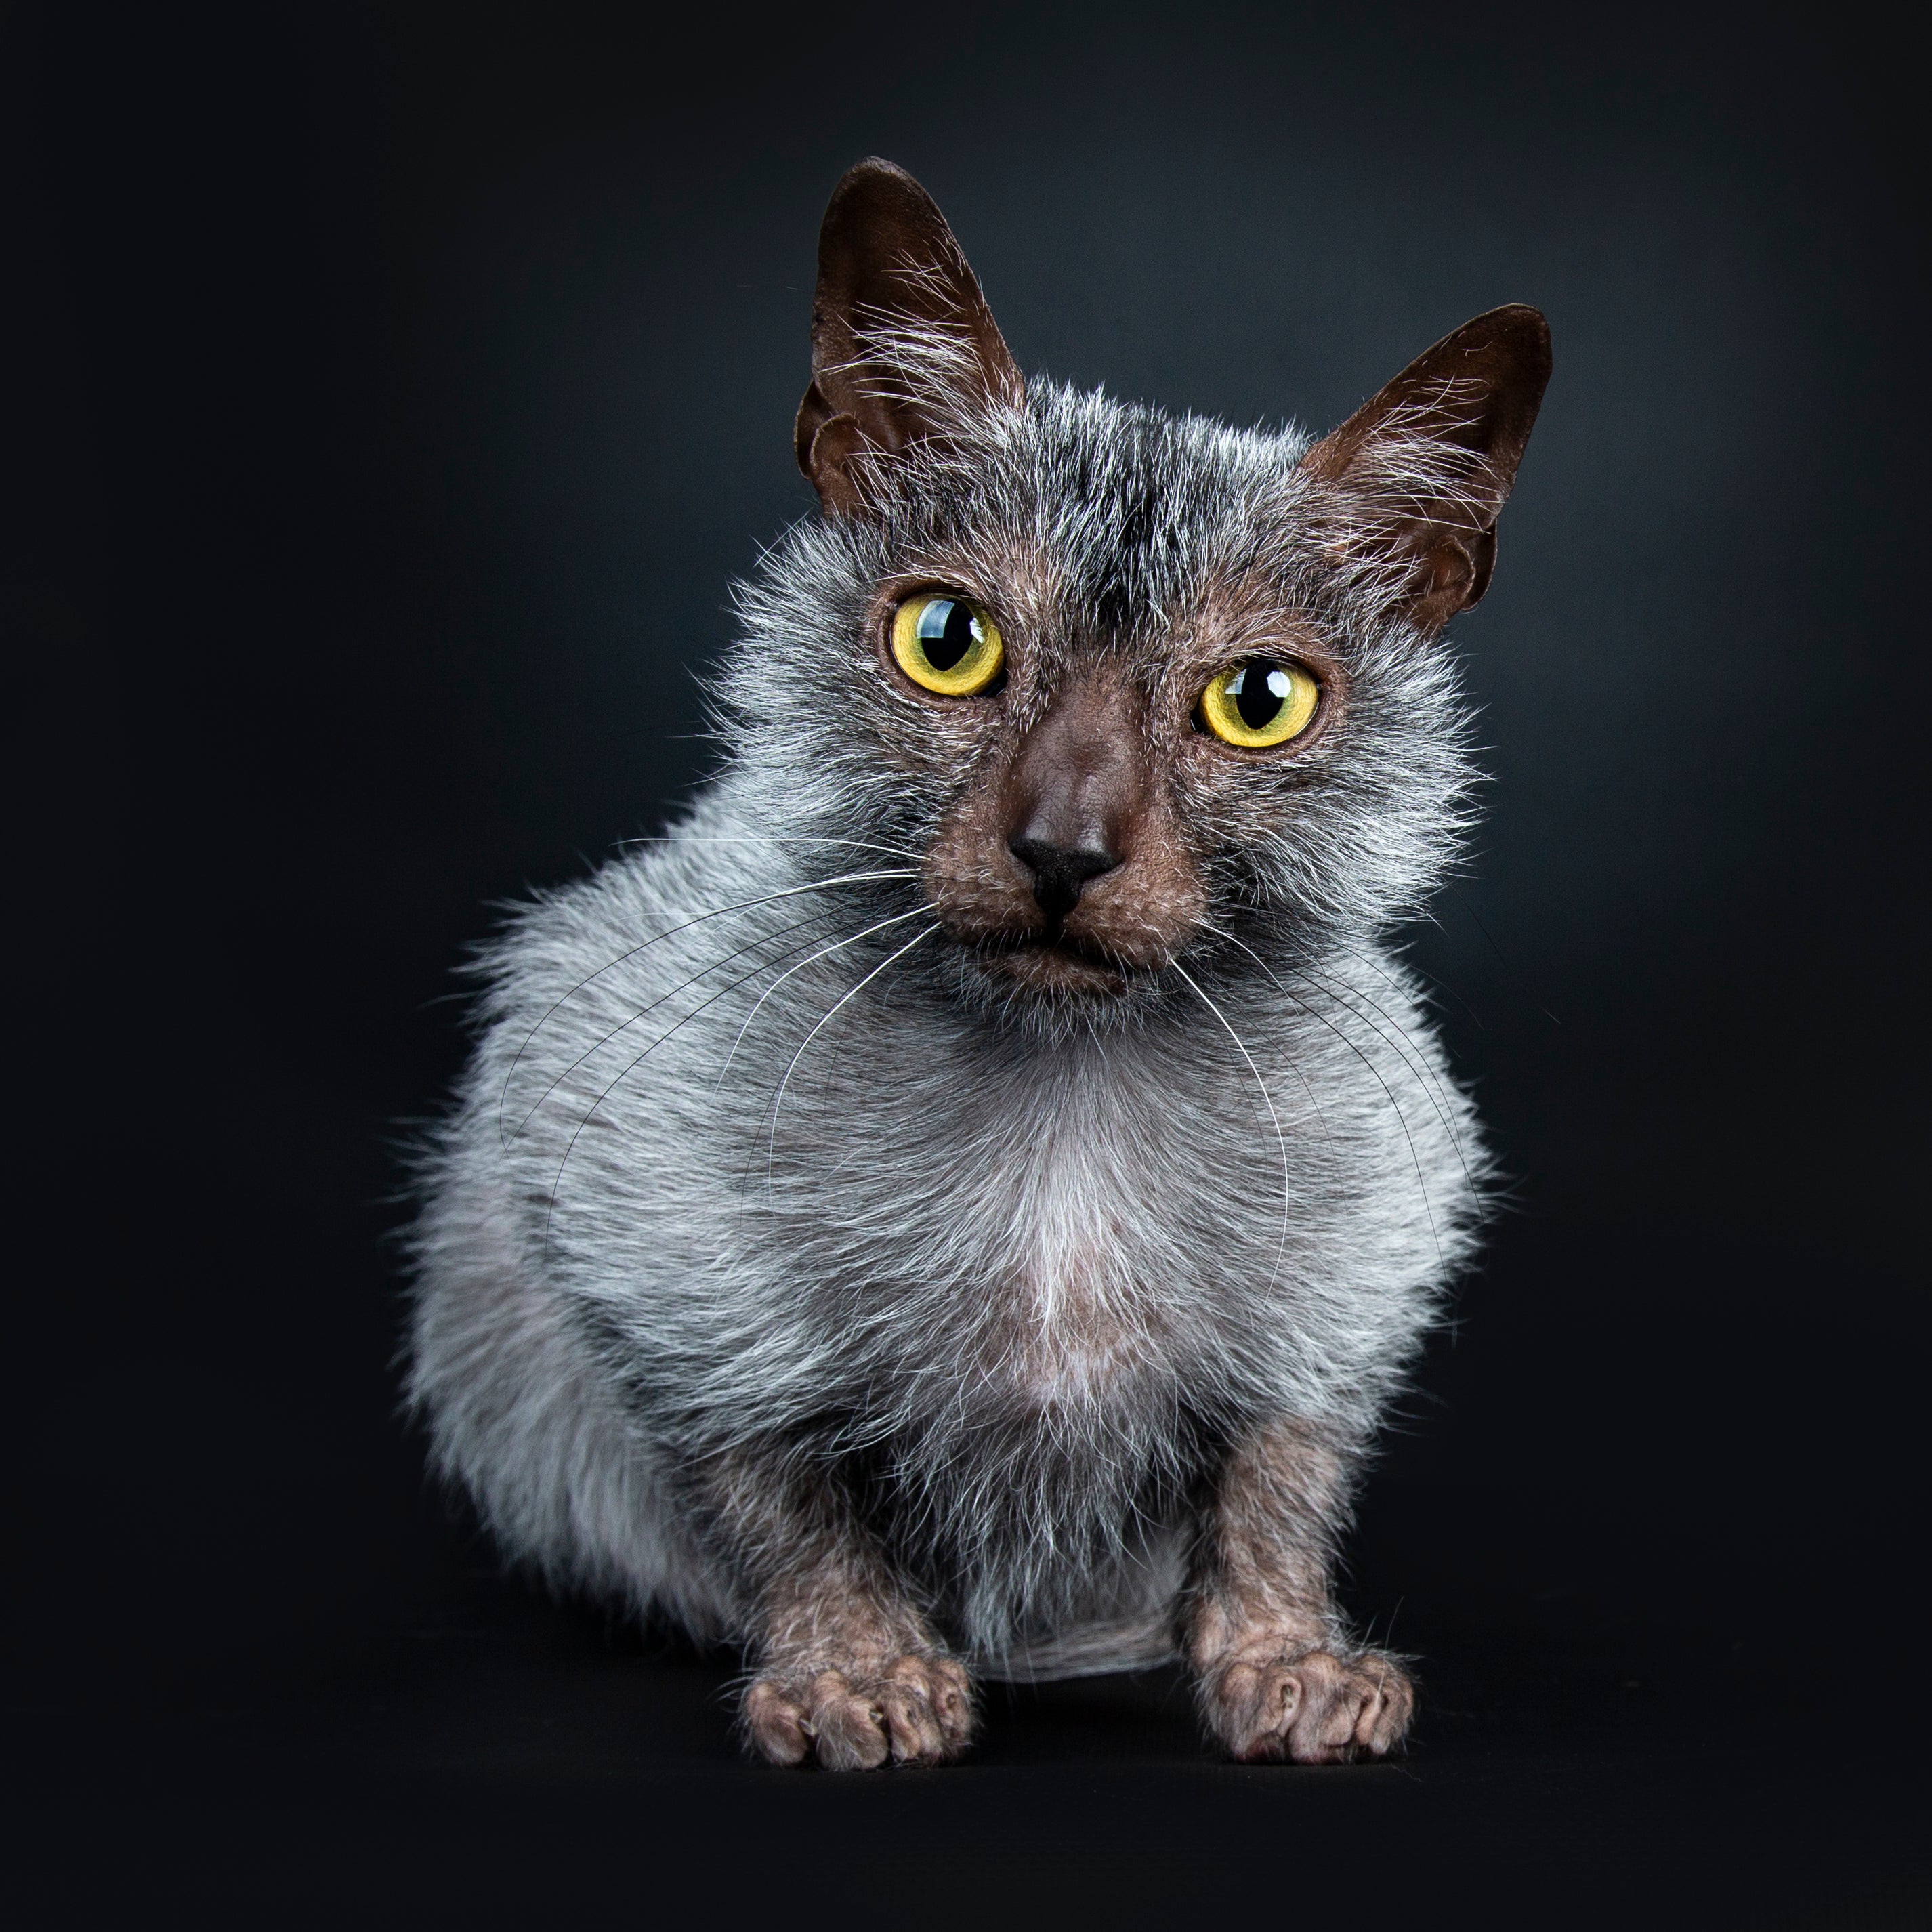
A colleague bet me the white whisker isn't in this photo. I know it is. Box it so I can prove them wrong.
[713,905,935,1095]
[499,869,917,1146]
[614,833,923,864]
[1169,961,1290,1293]
[1205,919,1473,1192]
[1198,921,1445,1271]
[763,924,942,1204]
[506,908,837,1148]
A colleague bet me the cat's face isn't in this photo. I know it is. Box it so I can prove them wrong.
[858,436,1346,1003]
[728,161,1547,1026]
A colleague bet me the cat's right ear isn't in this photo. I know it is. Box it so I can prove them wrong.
[1302,306,1551,635]
[796,159,1024,517]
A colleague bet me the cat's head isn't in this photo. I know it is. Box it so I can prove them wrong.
[725,160,1549,1030]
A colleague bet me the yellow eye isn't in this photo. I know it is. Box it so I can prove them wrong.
[1197,658,1320,749]
[890,593,1005,696]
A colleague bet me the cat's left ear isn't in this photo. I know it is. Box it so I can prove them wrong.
[1302,305,1551,635]
[796,159,1025,517]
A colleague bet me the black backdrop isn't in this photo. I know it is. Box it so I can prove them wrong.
[26,2,1929,1920]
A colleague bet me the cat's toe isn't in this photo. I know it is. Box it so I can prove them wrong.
[742,1656,975,1769]
[801,1669,896,1770]
[742,1675,814,1765]
[873,1654,975,1763]
[1202,1645,1413,1764]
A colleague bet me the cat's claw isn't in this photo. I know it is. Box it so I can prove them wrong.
[743,1654,975,1769]
[1201,1643,1414,1764]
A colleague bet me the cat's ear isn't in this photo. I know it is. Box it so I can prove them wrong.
[1301,305,1551,635]
[796,159,1024,516]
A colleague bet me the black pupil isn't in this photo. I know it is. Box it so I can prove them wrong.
[1230,660,1288,728]
[917,600,978,671]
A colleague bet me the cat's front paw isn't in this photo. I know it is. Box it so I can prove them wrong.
[1199,1642,1414,1764]
[742,1654,976,1770]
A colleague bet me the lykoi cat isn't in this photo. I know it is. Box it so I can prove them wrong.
[408,159,1550,1767]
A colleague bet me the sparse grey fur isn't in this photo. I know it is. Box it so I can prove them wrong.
[407,368,1488,1686]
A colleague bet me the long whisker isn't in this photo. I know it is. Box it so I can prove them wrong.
[1234,892,1489,1034]
[1288,959,1477,1190]
[763,924,941,1205]
[1325,932,1488,1034]
[1214,908,1474,1175]
[1169,961,1291,1294]
[713,904,934,1095]
[1442,882,1563,1026]
[1189,924,1337,1160]
[542,923,908,1255]
[504,906,842,1148]
[614,833,924,864]
[498,869,917,1146]
[1197,923,1444,1272]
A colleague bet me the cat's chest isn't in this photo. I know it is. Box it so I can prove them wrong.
[789,1037,1253,1403]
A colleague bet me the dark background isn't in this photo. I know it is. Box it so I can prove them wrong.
[24,1,1928,1920]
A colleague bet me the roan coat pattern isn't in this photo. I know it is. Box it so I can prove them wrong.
[409,159,1551,1767]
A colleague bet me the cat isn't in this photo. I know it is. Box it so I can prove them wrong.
[408,157,1550,1768]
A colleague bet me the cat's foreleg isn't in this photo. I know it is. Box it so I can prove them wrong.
[1186,1415,1415,1763]
[707,1452,976,1770]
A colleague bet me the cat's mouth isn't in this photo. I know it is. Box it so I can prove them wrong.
[967,929,1129,996]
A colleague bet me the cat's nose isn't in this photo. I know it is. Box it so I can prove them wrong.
[1007,828,1120,923]
[1001,677,1144,923]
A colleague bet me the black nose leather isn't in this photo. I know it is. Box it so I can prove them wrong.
[1008,833,1119,923]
